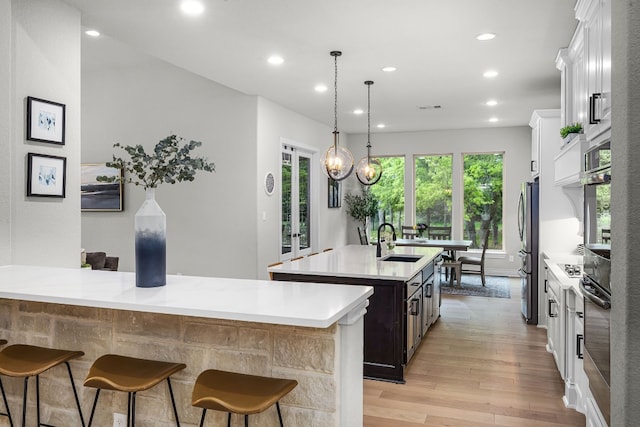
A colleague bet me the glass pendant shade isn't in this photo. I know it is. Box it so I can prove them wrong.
[356,80,382,185]
[356,156,382,185]
[322,50,353,181]
[323,132,354,181]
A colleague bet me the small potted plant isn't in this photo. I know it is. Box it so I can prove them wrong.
[560,123,583,144]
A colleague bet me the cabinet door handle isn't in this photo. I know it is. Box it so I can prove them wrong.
[589,93,602,124]
[410,298,420,316]
[530,160,536,172]
[425,283,432,298]
[577,334,584,359]
[548,299,558,318]
[544,279,548,293]
[577,311,583,319]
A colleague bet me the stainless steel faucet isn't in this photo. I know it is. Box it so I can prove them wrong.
[376,223,397,257]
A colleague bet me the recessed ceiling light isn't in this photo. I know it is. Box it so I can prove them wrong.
[314,84,328,93]
[483,70,499,78]
[353,109,364,115]
[180,1,204,15]
[376,123,386,129]
[85,29,100,37]
[382,66,397,72]
[476,33,496,41]
[267,55,284,65]
[485,99,498,106]
[489,117,499,123]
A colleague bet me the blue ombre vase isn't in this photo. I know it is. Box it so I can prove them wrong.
[135,188,166,287]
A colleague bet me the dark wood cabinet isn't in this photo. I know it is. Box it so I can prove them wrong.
[272,257,436,383]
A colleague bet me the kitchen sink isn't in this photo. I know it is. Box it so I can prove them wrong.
[380,254,422,263]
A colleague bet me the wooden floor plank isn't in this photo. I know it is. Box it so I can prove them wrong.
[363,278,585,426]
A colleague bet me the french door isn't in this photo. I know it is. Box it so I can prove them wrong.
[281,144,314,260]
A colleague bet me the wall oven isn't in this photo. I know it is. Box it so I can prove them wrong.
[580,245,611,425]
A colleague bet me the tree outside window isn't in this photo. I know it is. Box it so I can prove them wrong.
[368,156,405,240]
[415,155,453,229]
[462,153,504,249]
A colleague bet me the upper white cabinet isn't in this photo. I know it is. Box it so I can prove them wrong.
[530,118,541,177]
[573,0,612,141]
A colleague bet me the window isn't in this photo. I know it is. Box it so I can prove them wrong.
[415,155,453,229]
[462,153,504,250]
[369,156,405,240]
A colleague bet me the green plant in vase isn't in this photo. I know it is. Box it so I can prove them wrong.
[344,185,378,240]
[97,134,215,287]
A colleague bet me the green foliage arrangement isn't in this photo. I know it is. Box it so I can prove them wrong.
[97,134,215,190]
[344,185,379,229]
[560,123,583,139]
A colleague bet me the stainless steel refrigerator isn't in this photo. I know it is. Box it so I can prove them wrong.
[517,180,539,324]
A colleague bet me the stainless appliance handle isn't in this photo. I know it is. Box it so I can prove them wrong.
[580,282,611,309]
[517,191,524,241]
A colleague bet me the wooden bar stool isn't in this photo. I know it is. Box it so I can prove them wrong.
[84,354,186,427]
[0,339,7,424]
[191,369,297,427]
[0,344,85,427]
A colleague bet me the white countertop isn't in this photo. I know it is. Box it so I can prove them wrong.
[0,265,373,329]
[268,245,443,281]
[543,253,583,295]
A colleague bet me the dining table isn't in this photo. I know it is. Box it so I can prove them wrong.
[394,238,473,260]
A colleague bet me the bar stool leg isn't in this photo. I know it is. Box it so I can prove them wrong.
[131,392,136,427]
[166,378,181,426]
[227,412,231,427]
[198,409,207,427]
[64,362,86,427]
[0,377,13,427]
[36,375,41,427]
[87,389,101,427]
[276,402,284,427]
[244,414,248,427]
[21,377,28,427]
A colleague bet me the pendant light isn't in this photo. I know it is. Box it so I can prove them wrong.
[321,51,354,181]
[356,80,383,185]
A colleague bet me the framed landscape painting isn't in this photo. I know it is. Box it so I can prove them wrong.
[81,163,124,212]
[26,96,66,145]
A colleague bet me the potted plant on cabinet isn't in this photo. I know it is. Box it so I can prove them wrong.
[560,122,583,144]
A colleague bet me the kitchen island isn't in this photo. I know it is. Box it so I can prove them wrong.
[0,265,372,427]
[269,245,443,383]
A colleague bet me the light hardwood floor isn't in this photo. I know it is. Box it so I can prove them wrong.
[363,278,586,426]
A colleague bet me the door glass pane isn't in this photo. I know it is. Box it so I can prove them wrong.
[462,153,504,250]
[369,156,405,241]
[415,155,453,231]
[298,155,311,250]
[281,152,292,255]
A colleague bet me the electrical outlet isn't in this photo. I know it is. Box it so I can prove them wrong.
[509,255,514,262]
[113,413,127,427]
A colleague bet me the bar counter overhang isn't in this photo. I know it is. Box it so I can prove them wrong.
[0,265,372,426]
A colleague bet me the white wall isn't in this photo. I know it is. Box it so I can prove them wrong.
[0,0,81,267]
[81,40,259,278]
[255,97,349,279]
[346,126,533,274]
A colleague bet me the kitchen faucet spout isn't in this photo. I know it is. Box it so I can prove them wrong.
[376,223,397,257]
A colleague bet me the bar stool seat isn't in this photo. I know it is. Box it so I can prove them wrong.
[0,344,85,427]
[192,369,297,427]
[84,354,186,427]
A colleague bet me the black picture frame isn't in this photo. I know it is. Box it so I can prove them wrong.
[27,153,66,198]
[26,96,66,145]
[328,178,341,208]
[81,163,124,212]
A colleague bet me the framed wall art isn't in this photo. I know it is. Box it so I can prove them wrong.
[328,178,341,208]
[81,163,124,212]
[27,153,66,198]
[26,96,66,145]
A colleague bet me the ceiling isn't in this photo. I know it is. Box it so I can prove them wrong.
[68,0,578,134]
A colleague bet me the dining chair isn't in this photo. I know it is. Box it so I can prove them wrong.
[427,226,451,240]
[458,230,490,286]
[401,226,418,239]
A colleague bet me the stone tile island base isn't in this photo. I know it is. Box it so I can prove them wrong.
[0,298,365,427]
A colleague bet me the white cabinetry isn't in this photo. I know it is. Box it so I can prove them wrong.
[546,268,565,377]
[576,0,612,141]
[554,135,586,187]
[530,120,540,177]
[564,288,587,413]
